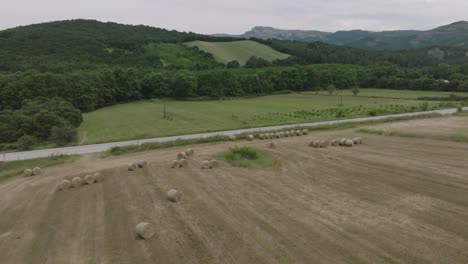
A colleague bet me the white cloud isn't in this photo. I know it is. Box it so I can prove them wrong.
[0,0,467,33]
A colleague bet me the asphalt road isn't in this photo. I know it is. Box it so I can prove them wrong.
[2,107,466,162]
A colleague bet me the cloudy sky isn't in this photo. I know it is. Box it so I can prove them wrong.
[1,0,467,33]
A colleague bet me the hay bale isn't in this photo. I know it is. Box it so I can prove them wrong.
[296,130,302,136]
[209,159,219,168]
[247,134,254,141]
[312,140,320,148]
[279,132,285,138]
[302,129,309,135]
[166,189,182,202]
[276,133,281,138]
[84,174,96,185]
[128,162,137,171]
[171,160,180,168]
[94,173,104,182]
[285,131,290,137]
[23,169,33,177]
[352,137,362,144]
[201,160,211,169]
[185,149,195,156]
[57,180,71,191]
[177,152,188,160]
[137,160,147,168]
[179,159,188,167]
[32,167,41,175]
[308,140,315,147]
[229,135,236,141]
[269,142,277,148]
[344,139,354,147]
[319,140,329,148]
[330,139,340,146]
[339,138,347,146]
[71,177,82,188]
[259,134,265,140]
[135,222,155,239]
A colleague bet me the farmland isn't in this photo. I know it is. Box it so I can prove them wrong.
[2,116,468,263]
[185,40,290,64]
[77,89,465,144]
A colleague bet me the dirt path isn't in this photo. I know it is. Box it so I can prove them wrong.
[1,129,468,263]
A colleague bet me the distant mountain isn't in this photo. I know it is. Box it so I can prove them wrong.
[215,21,468,50]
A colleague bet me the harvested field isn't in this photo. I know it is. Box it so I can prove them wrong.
[0,122,468,263]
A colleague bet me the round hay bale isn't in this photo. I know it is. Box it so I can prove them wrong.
[23,169,33,177]
[179,159,188,167]
[32,167,41,175]
[177,152,188,160]
[137,160,147,168]
[135,222,155,239]
[296,130,302,136]
[259,134,265,140]
[269,142,277,148]
[330,139,339,146]
[313,140,320,148]
[94,173,104,182]
[279,132,285,138]
[339,138,347,146]
[319,140,329,148]
[308,140,315,147]
[201,160,211,169]
[302,129,309,135]
[344,139,354,147]
[171,160,180,168]
[166,189,182,202]
[71,177,82,188]
[185,149,194,156]
[352,137,362,144]
[128,163,137,171]
[209,159,219,168]
[57,180,71,191]
[84,174,96,185]
[285,131,290,137]
[275,133,281,138]
[229,135,236,141]
[247,134,254,141]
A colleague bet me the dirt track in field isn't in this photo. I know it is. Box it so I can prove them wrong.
[1,124,468,263]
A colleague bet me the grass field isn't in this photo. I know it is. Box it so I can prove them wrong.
[185,40,290,65]
[78,90,452,144]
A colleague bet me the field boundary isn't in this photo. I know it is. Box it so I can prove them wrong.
[1,107,466,162]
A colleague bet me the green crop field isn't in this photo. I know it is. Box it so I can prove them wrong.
[77,89,461,145]
[185,40,290,65]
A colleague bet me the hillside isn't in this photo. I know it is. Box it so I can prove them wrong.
[218,21,468,50]
[0,19,230,72]
[185,40,290,65]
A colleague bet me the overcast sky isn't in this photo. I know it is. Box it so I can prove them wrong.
[1,0,467,34]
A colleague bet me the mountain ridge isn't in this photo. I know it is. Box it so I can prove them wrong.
[215,21,468,50]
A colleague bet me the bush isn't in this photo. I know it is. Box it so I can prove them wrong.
[227,146,258,160]
[368,110,377,116]
[419,101,429,111]
[17,135,37,150]
[50,126,78,145]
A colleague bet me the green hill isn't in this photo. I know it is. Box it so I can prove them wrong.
[0,19,230,72]
[185,40,290,65]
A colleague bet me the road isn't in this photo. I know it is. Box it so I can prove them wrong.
[2,107,466,161]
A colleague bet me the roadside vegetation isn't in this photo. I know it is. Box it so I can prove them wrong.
[356,128,468,143]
